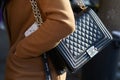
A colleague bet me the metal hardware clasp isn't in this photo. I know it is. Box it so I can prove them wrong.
[87,46,98,58]
[76,0,87,10]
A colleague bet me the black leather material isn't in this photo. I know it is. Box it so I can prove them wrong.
[47,8,113,74]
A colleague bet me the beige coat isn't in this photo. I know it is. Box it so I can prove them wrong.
[5,0,75,80]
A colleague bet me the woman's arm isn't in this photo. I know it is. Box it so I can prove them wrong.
[15,0,75,58]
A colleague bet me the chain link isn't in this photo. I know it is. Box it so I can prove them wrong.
[75,0,87,10]
[30,0,43,25]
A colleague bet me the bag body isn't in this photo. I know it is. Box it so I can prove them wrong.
[47,7,113,74]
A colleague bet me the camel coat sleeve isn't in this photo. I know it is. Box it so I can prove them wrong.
[15,0,75,58]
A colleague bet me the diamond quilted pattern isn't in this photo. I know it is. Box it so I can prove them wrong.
[48,8,112,72]
[62,12,104,59]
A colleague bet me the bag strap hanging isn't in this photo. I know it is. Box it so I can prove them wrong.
[41,54,52,80]
[29,0,52,80]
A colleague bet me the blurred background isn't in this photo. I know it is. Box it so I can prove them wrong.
[0,0,120,80]
[0,0,9,80]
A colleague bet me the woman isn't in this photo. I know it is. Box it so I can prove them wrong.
[3,0,75,80]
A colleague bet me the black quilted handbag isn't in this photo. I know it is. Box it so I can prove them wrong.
[47,0,113,74]
[28,0,113,75]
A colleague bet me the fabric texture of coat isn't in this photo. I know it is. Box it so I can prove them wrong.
[4,0,75,80]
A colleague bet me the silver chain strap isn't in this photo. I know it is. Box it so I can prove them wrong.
[29,0,43,25]
[29,1,52,80]
[29,0,86,26]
